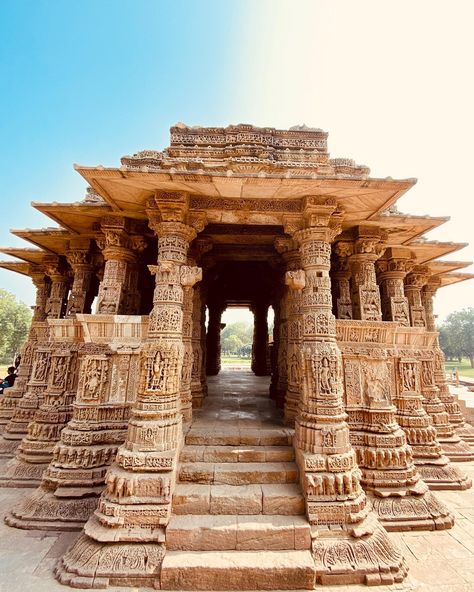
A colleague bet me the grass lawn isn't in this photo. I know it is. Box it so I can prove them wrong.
[221,356,251,366]
[445,358,474,379]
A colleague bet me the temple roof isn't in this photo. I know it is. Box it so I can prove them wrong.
[1,123,472,290]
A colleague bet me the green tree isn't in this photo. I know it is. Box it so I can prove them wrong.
[0,289,32,364]
[221,321,253,357]
[439,308,474,367]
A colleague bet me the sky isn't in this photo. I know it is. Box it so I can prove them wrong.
[0,0,472,324]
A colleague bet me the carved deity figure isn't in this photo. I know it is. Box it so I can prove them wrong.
[402,362,416,392]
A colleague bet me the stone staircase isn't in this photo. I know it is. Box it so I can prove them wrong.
[161,426,315,590]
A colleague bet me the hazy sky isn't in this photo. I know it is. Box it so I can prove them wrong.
[0,1,472,323]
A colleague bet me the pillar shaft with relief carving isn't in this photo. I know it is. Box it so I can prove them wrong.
[288,198,407,585]
[56,192,203,588]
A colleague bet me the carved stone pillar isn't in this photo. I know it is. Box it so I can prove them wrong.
[404,266,428,328]
[0,267,50,434]
[376,247,412,325]
[423,278,474,449]
[190,285,207,409]
[269,280,285,407]
[251,300,270,376]
[95,217,146,315]
[348,226,385,321]
[206,301,225,376]
[65,240,95,316]
[6,315,146,532]
[56,193,203,588]
[394,355,470,490]
[288,199,407,585]
[275,238,302,426]
[331,241,353,320]
[189,240,212,411]
[180,268,195,423]
[0,256,68,457]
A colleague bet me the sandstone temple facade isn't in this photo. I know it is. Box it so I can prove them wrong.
[0,123,473,589]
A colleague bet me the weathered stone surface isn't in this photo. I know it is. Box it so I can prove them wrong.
[161,549,316,590]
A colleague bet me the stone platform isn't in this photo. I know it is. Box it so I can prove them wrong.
[2,469,474,592]
[1,370,474,591]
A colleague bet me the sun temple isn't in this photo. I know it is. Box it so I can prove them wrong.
[0,122,474,589]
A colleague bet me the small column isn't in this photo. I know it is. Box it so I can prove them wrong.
[65,239,95,316]
[269,281,285,406]
[56,193,203,587]
[190,240,212,409]
[206,301,225,376]
[404,266,428,328]
[288,198,407,584]
[95,217,146,315]
[376,247,412,325]
[251,300,270,376]
[275,238,302,425]
[0,267,50,434]
[331,241,353,319]
[349,226,385,321]
[423,278,474,449]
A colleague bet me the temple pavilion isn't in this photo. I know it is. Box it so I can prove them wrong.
[0,123,473,589]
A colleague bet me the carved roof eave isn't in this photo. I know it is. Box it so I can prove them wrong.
[32,201,113,234]
[439,272,474,288]
[11,228,73,255]
[0,260,30,276]
[407,240,469,264]
[428,260,473,276]
[73,165,416,223]
[0,247,46,265]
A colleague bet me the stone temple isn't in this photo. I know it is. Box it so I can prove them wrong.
[0,123,473,589]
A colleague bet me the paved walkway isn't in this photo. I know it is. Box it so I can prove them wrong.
[1,370,474,591]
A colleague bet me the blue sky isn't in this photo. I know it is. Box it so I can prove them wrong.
[1,1,473,321]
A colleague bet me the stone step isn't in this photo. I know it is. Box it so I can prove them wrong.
[166,514,311,551]
[178,462,298,485]
[173,483,305,515]
[161,549,315,590]
[180,445,294,463]
[185,427,293,447]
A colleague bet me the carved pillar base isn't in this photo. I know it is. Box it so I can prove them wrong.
[311,521,408,586]
[55,533,164,589]
[398,408,471,490]
[5,404,130,531]
[5,315,145,531]
[0,320,81,487]
[349,410,454,532]
[421,359,474,462]
[0,329,51,459]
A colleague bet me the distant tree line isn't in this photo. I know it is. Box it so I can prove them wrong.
[0,289,32,364]
[221,322,253,357]
[439,307,474,367]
